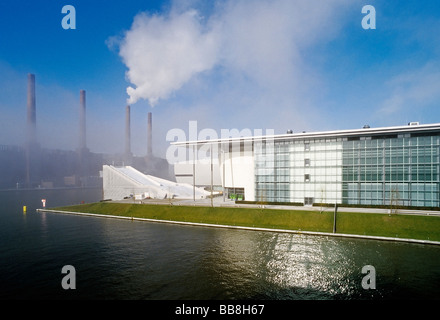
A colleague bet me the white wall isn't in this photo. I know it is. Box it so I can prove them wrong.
[221,150,255,201]
[174,161,222,186]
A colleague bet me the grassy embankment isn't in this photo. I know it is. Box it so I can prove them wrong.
[53,202,440,242]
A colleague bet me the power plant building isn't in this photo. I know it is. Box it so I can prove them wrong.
[172,122,440,208]
[0,72,175,190]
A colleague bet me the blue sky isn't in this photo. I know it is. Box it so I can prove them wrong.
[1,0,440,158]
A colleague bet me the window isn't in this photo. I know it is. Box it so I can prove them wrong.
[305,142,310,151]
[304,197,314,205]
[305,174,310,182]
[305,159,311,167]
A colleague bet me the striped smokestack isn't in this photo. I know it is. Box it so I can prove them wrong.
[147,112,152,157]
[79,90,86,150]
[125,105,131,156]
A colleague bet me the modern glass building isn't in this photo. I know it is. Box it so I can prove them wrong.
[173,122,440,208]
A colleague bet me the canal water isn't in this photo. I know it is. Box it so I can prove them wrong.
[0,188,439,300]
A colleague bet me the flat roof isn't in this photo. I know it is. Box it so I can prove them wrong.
[172,122,440,146]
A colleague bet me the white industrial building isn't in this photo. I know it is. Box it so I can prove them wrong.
[102,165,212,201]
[172,141,256,201]
[172,122,440,208]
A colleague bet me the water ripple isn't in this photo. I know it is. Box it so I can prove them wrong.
[1,189,440,300]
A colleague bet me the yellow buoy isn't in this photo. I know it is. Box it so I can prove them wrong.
[23,205,27,213]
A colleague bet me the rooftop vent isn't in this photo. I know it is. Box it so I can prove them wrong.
[363,125,370,129]
[286,129,293,134]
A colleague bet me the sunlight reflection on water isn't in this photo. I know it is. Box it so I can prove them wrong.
[263,234,357,298]
[1,189,440,300]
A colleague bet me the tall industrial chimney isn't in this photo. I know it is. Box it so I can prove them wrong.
[125,105,131,156]
[147,112,153,157]
[79,90,86,150]
[26,74,36,145]
[77,89,89,185]
[25,73,40,188]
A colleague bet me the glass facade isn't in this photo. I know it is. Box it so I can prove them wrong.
[254,131,440,208]
[342,134,440,207]
[255,138,343,204]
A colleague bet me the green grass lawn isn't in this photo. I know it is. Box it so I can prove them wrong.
[53,202,440,242]
[336,211,440,241]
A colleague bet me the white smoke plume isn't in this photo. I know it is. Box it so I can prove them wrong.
[119,9,219,106]
[115,0,353,109]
